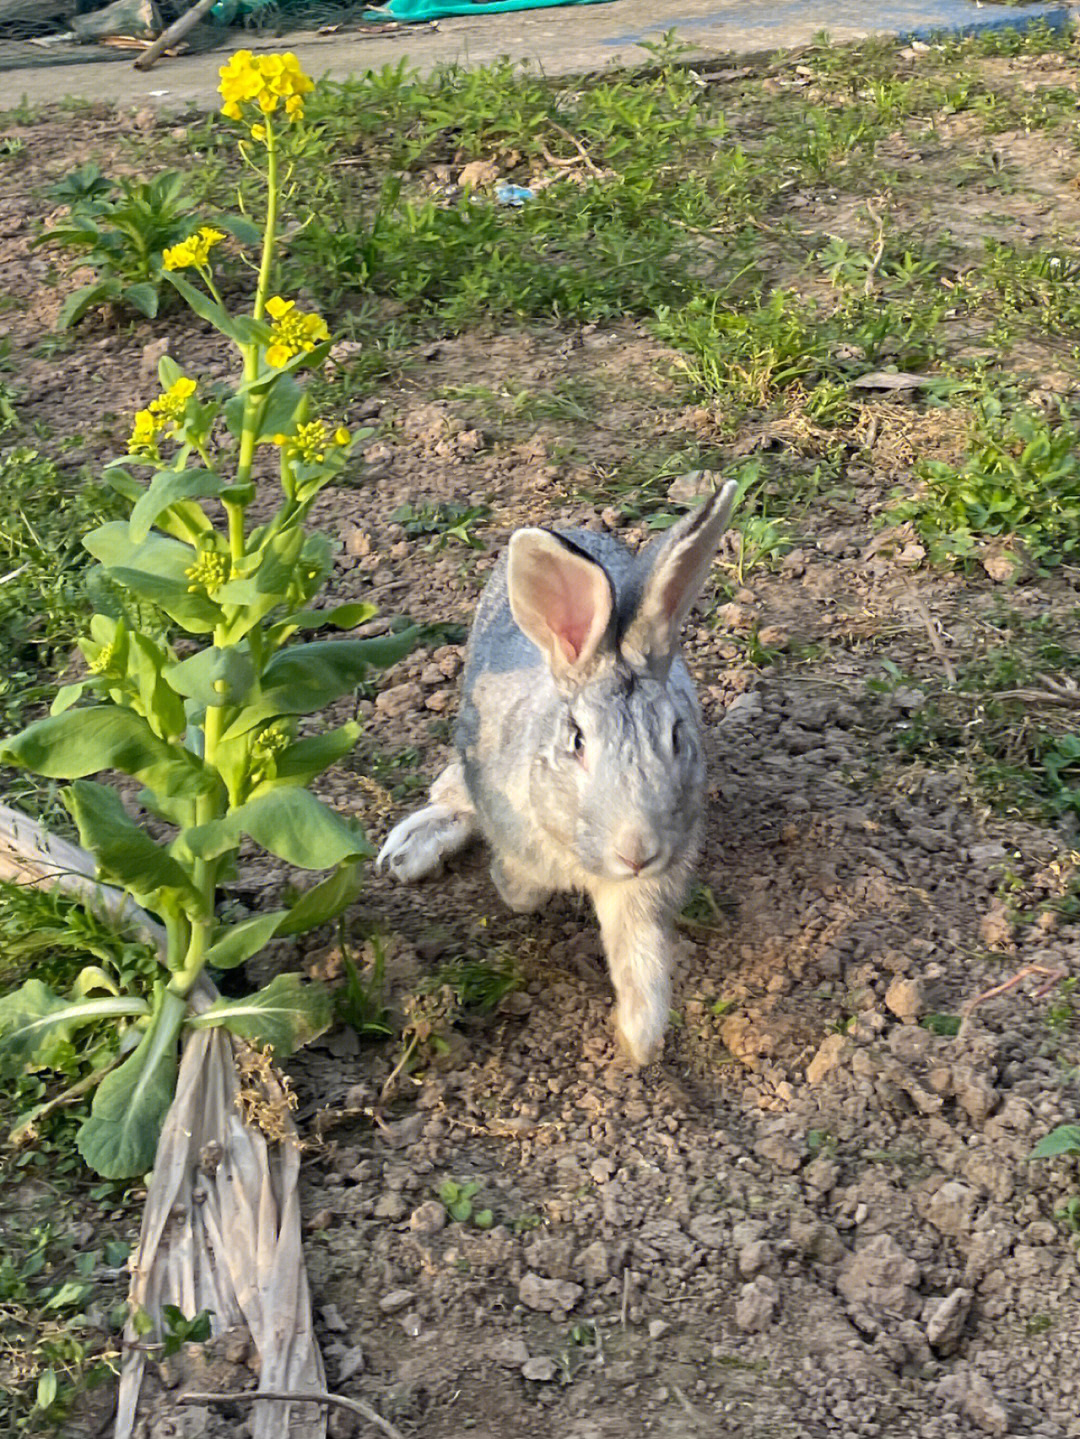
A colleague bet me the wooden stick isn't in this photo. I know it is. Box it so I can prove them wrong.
[178,1389,406,1439]
[133,0,216,71]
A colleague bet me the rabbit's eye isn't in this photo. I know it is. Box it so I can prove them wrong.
[569,721,586,761]
[672,720,685,755]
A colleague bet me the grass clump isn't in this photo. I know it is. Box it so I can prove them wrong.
[889,398,1080,566]
[0,447,126,735]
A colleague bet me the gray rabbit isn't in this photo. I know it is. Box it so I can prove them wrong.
[377,481,738,1065]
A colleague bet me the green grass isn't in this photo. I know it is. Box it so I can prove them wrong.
[0,884,154,1436]
[888,398,1080,566]
[868,608,1080,820]
[0,447,126,739]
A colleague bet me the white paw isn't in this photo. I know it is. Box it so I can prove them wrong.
[376,805,473,883]
[614,994,668,1068]
[490,858,552,914]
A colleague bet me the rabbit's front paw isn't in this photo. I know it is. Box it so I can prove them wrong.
[376,804,474,883]
[614,997,667,1068]
[490,857,552,913]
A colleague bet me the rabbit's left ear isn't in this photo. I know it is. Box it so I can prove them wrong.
[508,528,615,681]
[623,480,738,669]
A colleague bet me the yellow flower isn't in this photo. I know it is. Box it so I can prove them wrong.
[149,376,197,425]
[218,49,313,126]
[184,549,229,596]
[264,295,330,368]
[162,227,226,272]
[250,123,267,142]
[128,377,196,458]
[87,640,118,676]
[128,409,160,460]
[272,419,351,465]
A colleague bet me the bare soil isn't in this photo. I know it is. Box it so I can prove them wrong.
[2,53,1080,1439]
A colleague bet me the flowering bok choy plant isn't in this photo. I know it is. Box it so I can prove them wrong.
[0,52,413,1179]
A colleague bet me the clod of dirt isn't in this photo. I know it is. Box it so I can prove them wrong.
[734,1276,781,1332]
[519,1272,584,1313]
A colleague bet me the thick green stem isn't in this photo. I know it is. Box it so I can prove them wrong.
[168,698,226,1001]
[227,118,279,561]
[253,117,278,324]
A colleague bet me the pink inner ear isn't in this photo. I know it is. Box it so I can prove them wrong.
[509,530,613,672]
[538,571,600,662]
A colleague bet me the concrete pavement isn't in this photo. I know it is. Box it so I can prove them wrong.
[0,0,1074,112]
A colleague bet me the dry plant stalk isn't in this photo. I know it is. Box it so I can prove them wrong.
[0,805,326,1439]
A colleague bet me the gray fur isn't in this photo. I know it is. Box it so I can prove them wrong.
[377,482,738,1065]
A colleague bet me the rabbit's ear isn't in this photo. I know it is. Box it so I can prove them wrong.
[508,529,614,678]
[624,480,739,668]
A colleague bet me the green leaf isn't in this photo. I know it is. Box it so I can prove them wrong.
[51,681,93,715]
[172,815,238,864]
[129,634,188,741]
[0,707,208,793]
[223,630,419,738]
[276,862,364,937]
[185,789,371,869]
[285,602,378,631]
[211,212,262,246]
[65,780,203,910]
[83,524,221,633]
[1031,1124,1080,1159]
[205,910,289,971]
[187,972,332,1056]
[164,271,249,343]
[0,979,149,1073]
[124,282,160,319]
[57,278,120,330]
[43,1280,94,1311]
[158,354,183,390]
[163,646,256,708]
[35,1370,58,1413]
[129,468,222,544]
[76,987,186,1178]
[232,788,372,868]
[216,525,304,607]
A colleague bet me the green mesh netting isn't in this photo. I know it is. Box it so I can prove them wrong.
[374,0,610,17]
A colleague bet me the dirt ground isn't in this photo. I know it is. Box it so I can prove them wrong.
[2,51,1080,1439]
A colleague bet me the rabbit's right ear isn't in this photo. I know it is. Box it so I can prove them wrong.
[508,529,614,680]
[623,480,738,672]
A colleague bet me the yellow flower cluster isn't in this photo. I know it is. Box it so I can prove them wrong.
[87,641,118,676]
[264,295,330,368]
[218,50,314,126]
[162,227,225,273]
[185,549,229,596]
[127,377,197,459]
[272,419,351,465]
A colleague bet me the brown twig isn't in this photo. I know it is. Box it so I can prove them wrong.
[963,963,1068,1020]
[179,1389,405,1439]
[993,674,1080,707]
[544,120,605,177]
[863,196,887,298]
[379,1030,420,1104]
[133,0,216,71]
[908,591,957,685]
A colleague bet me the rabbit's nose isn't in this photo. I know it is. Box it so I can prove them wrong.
[615,833,659,874]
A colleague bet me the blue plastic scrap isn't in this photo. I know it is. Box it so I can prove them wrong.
[495,181,537,206]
